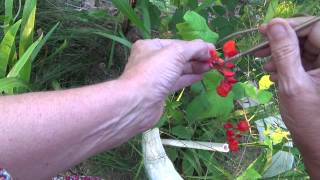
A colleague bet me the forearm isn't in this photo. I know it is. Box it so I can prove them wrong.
[0,79,157,179]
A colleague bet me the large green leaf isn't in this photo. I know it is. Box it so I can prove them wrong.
[177,11,219,43]
[0,77,30,94]
[111,0,149,36]
[19,0,37,81]
[0,20,21,77]
[186,91,234,122]
[7,35,42,78]
[186,70,234,121]
[19,0,36,57]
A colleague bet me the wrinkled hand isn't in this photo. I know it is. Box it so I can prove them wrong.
[119,39,213,129]
[256,17,320,177]
[121,39,213,100]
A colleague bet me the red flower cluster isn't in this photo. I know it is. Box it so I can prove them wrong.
[223,40,239,58]
[223,120,250,152]
[208,40,239,97]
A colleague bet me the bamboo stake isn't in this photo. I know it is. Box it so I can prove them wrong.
[161,139,229,153]
[225,16,320,63]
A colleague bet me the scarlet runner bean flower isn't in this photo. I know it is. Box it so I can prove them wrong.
[223,122,233,129]
[228,139,239,152]
[208,40,239,97]
[222,120,249,152]
[223,40,239,58]
[237,120,250,132]
[226,130,235,137]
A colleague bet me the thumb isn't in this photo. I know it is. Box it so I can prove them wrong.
[266,18,306,81]
[266,18,311,96]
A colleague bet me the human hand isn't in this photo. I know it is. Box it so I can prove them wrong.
[121,39,214,100]
[119,39,213,130]
[256,17,320,177]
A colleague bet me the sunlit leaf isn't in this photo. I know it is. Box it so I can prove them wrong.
[0,77,30,94]
[19,0,36,57]
[177,11,219,43]
[257,90,273,104]
[264,0,279,23]
[7,35,42,78]
[0,20,21,77]
[19,0,37,81]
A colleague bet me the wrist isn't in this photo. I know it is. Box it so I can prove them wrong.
[112,78,164,132]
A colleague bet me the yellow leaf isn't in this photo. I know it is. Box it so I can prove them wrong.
[259,75,274,90]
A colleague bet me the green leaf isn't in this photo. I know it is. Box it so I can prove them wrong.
[148,3,161,29]
[7,35,42,78]
[212,5,226,16]
[182,150,201,176]
[19,0,37,81]
[19,0,36,57]
[4,0,14,30]
[177,11,219,43]
[198,151,234,179]
[237,169,262,180]
[138,0,151,38]
[232,83,246,100]
[257,90,273,104]
[182,154,195,176]
[94,32,133,48]
[195,0,215,12]
[165,147,178,162]
[186,90,234,122]
[244,83,258,98]
[30,22,60,63]
[0,20,21,77]
[0,77,30,94]
[203,70,223,90]
[111,0,149,36]
[237,149,273,180]
[171,125,194,139]
[264,0,279,23]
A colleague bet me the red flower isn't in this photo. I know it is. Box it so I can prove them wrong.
[226,76,238,84]
[223,40,239,58]
[222,69,235,77]
[228,139,239,152]
[235,134,242,139]
[237,120,250,132]
[209,49,219,60]
[226,130,235,137]
[225,62,236,69]
[227,136,235,143]
[223,122,233,129]
[216,81,232,97]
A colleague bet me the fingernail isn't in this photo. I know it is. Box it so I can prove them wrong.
[268,23,287,41]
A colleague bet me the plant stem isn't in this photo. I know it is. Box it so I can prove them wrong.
[218,27,259,44]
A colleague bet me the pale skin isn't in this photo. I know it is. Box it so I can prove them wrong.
[0,17,319,179]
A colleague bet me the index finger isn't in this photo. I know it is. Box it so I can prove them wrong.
[159,39,216,62]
